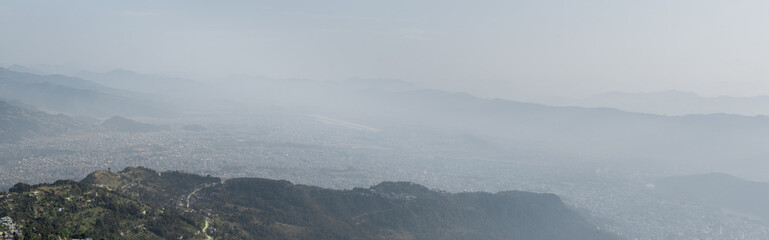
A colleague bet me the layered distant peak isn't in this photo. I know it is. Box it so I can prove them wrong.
[101,115,166,132]
[655,173,769,222]
[0,67,171,118]
[105,68,138,75]
[546,90,769,116]
[5,64,48,75]
[0,98,87,143]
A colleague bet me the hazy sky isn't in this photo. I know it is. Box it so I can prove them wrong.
[1,1,768,101]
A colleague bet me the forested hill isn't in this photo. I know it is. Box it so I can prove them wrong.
[1,167,622,240]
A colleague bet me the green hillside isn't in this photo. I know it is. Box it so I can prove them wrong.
[0,180,203,239]
[1,167,621,240]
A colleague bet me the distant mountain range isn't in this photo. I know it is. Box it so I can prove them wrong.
[1,167,621,239]
[101,116,167,132]
[75,69,202,96]
[0,67,171,118]
[654,173,769,222]
[542,90,769,116]
[313,88,769,177]
[0,101,163,143]
[0,98,88,143]
[6,64,49,75]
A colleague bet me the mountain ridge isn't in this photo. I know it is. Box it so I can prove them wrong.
[654,173,769,222]
[543,90,769,116]
[0,67,171,118]
[0,98,88,143]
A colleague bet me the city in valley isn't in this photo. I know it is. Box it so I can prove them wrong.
[2,111,768,239]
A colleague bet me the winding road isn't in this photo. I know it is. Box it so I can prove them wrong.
[202,219,212,240]
[185,186,213,239]
[186,188,201,208]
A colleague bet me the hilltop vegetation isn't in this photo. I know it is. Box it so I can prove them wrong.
[0,180,202,239]
[0,167,620,240]
[198,178,614,240]
[81,167,220,208]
